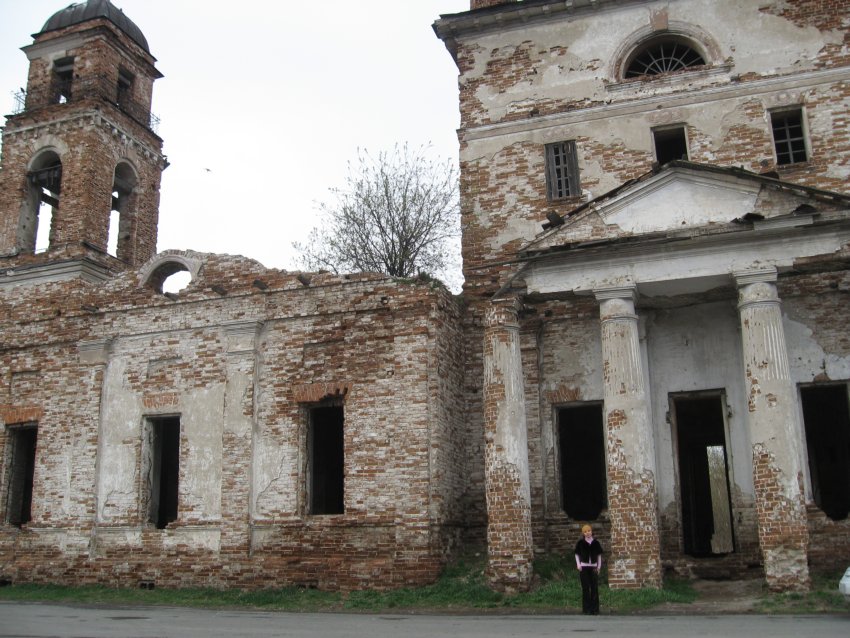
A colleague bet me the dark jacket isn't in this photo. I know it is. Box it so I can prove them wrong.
[574,537,603,566]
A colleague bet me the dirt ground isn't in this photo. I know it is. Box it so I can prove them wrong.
[652,578,766,614]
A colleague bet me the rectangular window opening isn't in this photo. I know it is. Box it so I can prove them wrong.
[107,208,120,257]
[52,57,74,104]
[557,403,606,521]
[146,416,180,529]
[545,140,581,201]
[308,405,345,515]
[653,126,689,165]
[117,68,134,109]
[672,393,735,557]
[34,200,54,254]
[800,384,850,521]
[4,425,37,527]
[771,108,808,165]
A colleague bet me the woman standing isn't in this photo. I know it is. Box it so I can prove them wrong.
[574,524,603,615]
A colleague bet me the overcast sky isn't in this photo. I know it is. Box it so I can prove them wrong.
[0,0,469,283]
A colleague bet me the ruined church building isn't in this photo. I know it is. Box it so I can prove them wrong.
[1,0,849,594]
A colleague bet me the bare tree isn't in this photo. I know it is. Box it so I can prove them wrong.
[294,144,461,289]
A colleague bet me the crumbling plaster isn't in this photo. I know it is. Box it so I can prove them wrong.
[97,335,227,526]
[459,0,838,126]
[644,301,753,510]
[786,312,850,382]
[487,333,531,497]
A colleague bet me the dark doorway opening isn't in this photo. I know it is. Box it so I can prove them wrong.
[800,384,850,521]
[558,403,606,521]
[673,394,734,557]
[4,425,37,527]
[148,417,180,529]
[308,405,345,515]
[653,126,689,165]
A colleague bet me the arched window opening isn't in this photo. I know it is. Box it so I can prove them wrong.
[109,163,138,259]
[25,152,62,254]
[625,37,705,78]
[145,260,192,295]
[163,271,192,294]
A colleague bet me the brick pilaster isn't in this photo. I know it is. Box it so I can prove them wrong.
[482,297,533,593]
[220,321,262,553]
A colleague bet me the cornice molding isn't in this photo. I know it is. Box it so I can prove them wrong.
[435,0,646,42]
[0,257,114,289]
[461,66,850,143]
[4,108,165,165]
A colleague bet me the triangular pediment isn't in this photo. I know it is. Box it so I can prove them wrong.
[522,162,850,255]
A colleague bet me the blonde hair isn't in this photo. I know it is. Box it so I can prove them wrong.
[581,524,592,533]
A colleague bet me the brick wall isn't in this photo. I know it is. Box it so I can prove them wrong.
[450,0,850,285]
[0,254,465,590]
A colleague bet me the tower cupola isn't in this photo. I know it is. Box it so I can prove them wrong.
[0,0,167,281]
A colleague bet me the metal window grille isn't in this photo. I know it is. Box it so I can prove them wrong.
[771,110,808,165]
[545,141,580,200]
[626,40,705,78]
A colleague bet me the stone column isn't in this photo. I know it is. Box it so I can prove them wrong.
[483,297,533,593]
[734,268,810,592]
[594,286,662,589]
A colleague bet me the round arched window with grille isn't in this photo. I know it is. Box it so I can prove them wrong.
[624,37,706,78]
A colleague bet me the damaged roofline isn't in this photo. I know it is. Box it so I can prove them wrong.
[481,206,850,301]
[433,0,638,62]
[552,161,850,226]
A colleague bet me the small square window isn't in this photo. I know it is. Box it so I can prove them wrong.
[653,126,689,165]
[771,108,808,165]
[545,141,581,200]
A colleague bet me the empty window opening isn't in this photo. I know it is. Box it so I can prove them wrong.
[672,394,734,557]
[117,68,134,110]
[771,109,808,165]
[625,38,705,78]
[145,417,180,529]
[162,271,191,294]
[108,209,120,256]
[545,140,581,201]
[558,404,606,521]
[308,405,345,515]
[109,163,137,259]
[4,425,37,527]
[26,154,62,254]
[801,384,850,521]
[51,57,74,104]
[145,261,192,295]
[653,126,689,165]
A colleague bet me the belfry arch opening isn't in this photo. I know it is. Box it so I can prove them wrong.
[109,162,138,260]
[24,151,62,254]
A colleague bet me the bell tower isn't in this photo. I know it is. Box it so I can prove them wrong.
[0,0,166,279]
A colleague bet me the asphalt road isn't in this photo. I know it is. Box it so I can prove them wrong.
[1,602,848,638]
